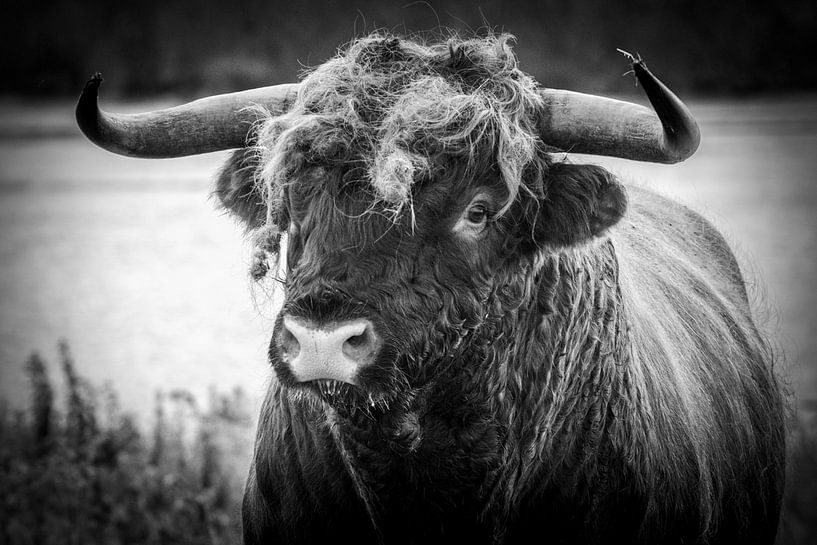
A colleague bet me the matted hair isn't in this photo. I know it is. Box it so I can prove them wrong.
[252,32,544,224]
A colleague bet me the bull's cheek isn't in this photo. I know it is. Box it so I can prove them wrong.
[387,288,489,366]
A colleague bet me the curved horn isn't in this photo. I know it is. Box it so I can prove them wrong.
[75,73,299,158]
[538,58,700,164]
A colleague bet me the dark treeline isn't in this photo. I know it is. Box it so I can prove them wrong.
[4,0,816,98]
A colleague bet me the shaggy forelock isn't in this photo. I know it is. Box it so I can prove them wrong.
[253,32,544,227]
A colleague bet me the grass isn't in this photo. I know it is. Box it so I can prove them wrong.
[0,341,814,544]
[0,341,251,545]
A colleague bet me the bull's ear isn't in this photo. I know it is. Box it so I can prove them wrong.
[214,148,266,229]
[535,163,627,248]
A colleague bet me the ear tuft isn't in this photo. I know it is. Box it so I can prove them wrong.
[214,148,266,229]
[535,162,627,248]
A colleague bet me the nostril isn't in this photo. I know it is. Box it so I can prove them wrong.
[280,323,300,359]
[345,332,367,348]
[342,326,378,361]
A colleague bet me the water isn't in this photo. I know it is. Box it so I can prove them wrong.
[1,96,815,421]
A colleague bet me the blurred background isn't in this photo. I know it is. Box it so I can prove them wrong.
[1,1,815,543]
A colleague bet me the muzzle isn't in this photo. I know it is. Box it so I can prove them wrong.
[277,315,383,385]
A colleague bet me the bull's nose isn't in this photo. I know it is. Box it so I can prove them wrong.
[279,316,382,384]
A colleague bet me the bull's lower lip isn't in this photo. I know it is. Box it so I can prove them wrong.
[286,374,401,413]
[292,377,358,401]
[309,378,349,395]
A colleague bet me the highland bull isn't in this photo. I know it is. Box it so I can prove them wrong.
[76,34,785,544]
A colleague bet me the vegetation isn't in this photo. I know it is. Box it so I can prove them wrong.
[0,342,252,545]
[781,409,817,544]
[0,342,814,543]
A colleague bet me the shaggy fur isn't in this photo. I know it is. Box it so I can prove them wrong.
[215,33,785,545]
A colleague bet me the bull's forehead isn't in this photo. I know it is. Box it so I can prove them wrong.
[288,172,412,248]
[286,158,506,235]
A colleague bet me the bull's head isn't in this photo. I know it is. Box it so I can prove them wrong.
[76,35,699,417]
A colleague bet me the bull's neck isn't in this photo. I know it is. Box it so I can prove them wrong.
[491,239,629,516]
[323,345,504,521]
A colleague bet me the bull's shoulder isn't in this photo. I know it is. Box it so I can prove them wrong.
[613,184,750,307]
[589,186,783,542]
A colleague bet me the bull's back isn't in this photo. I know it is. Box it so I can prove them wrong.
[616,185,750,309]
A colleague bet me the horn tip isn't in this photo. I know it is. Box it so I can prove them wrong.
[76,72,104,141]
[629,59,701,162]
[616,48,642,66]
[631,60,652,82]
[83,72,103,93]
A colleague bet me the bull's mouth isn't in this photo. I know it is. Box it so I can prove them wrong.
[311,378,349,396]
[270,343,417,415]
[286,375,405,416]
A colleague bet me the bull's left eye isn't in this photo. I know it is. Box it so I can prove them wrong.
[466,203,488,224]
[453,194,493,237]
